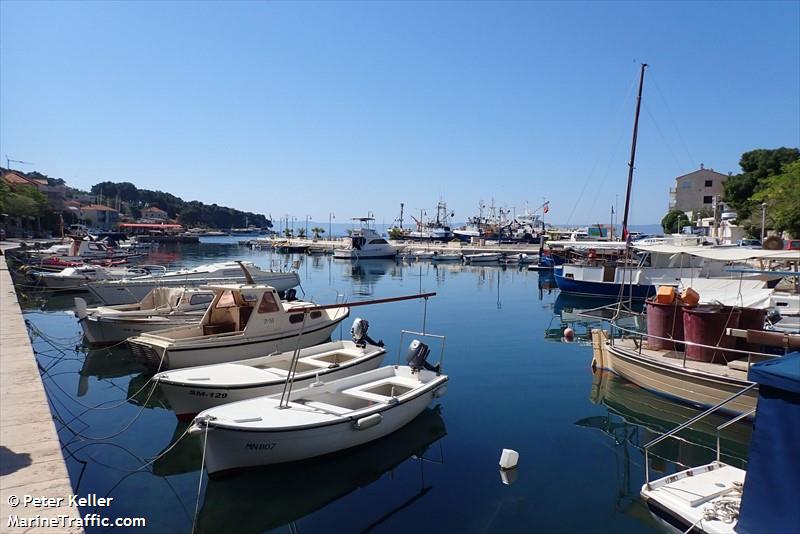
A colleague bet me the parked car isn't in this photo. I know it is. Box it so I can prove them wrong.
[785,239,800,250]
[737,238,762,248]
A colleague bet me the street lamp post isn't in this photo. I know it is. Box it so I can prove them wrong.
[305,215,309,239]
[761,203,767,242]
[329,213,334,239]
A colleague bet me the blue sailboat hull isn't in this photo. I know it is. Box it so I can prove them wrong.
[554,271,655,299]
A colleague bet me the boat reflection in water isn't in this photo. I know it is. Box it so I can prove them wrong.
[77,345,147,396]
[581,368,751,469]
[189,406,446,533]
[545,293,645,345]
[574,370,752,527]
[342,259,398,296]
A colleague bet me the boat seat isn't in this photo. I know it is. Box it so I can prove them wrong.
[203,322,236,335]
[342,377,418,403]
[300,400,351,415]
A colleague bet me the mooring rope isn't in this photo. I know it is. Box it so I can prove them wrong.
[191,423,209,534]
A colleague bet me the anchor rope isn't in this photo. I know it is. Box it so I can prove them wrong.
[192,423,209,534]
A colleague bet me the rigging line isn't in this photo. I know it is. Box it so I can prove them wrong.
[565,71,641,226]
[642,102,684,170]
[648,71,696,168]
[584,112,636,225]
[191,424,209,534]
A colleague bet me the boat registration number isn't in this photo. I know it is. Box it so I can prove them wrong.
[245,442,276,451]
[188,390,228,399]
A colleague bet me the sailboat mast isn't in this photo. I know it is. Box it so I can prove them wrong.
[621,63,647,241]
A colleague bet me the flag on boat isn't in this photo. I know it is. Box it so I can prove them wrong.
[543,201,550,214]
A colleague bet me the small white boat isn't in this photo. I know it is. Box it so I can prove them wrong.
[410,250,435,260]
[154,337,386,420]
[87,261,300,305]
[333,218,399,259]
[640,353,799,534]
[188,349,448,475]
[464,252,502,263]
[431,252,462,262]
[35,264,166,290]
[504,253,538,264]
[127,283,349,370]
[74,287,215,345]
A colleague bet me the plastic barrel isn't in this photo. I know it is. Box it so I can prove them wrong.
[683,305,741,363]
[735,307,768,355]
[646,299,686,350]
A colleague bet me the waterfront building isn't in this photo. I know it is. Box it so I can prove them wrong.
[668,164,728,216]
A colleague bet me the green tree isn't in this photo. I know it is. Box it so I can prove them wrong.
[389,227,404,240]
[724,147,800,219]
[661,209,690,233]
[297,228,306,238]
[311,227,324,239]
[752,160,800,237]
[284,228,293,238]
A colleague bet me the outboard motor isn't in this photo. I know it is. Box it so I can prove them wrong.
[406,339,440,374]
[284,288,297,302]
[351,318,384,348]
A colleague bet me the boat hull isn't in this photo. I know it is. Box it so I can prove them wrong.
[89,272,300,305]
[554,271,655,299]
[199,383,443,475]
[158,351,386,420]
[591,330,757,416]
[332,250,397,259]
[129,314,349,370]
[80,314,203,345]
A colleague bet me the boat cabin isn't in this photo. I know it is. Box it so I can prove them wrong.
[199,284,324,336]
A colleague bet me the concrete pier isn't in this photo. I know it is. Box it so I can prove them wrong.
[0,249,83,533]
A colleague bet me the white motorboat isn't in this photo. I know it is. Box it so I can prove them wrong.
[74,287,215,345]
[639,353,799,534]
[403,249,435,261]
[464,252,502,263]
[127,283,349,370]
[431,252,462,262]
[154,336,386,420]
[87,261,300,305]
[35,264,167,290]
[188,342,448,475]
[25,237,137,262]
[333,218,399,259]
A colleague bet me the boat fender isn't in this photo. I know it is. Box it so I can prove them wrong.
[499,449,519,470]
[74,297,89,321]
[354,413,382,430]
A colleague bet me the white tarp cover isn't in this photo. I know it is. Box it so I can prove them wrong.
[547,240,628,250]
[636,244,800,262]
[679,278,774,309]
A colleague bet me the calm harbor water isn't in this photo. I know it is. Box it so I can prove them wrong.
[16,238,752,533]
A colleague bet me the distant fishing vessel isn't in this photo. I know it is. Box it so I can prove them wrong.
[408,202,454,241]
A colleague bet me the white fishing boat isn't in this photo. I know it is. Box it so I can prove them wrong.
[188,337,448,475]
[24,237,138,262]
[431,252,462,262]
[87,261,300,305]
[464,252,502,263]
[127,283,349,370]
[640,353,799,534]
[35,264,167,290]
[333,218,398,259]
[154,329,386,420]
[74,287,215,345]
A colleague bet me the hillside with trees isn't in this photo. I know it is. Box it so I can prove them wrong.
[90,181,271,229]
[723,147,800,237]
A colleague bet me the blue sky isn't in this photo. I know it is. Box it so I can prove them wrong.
[2,1,798,226]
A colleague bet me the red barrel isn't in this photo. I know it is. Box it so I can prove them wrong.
[683,305,741,363]
[735,307,768,355]
[646,299,686,350]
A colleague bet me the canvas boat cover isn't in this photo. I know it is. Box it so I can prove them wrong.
[679,278,774,309]
[635,244,800,262]
[737,352,800,534]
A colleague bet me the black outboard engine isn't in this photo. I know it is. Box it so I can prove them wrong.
[351,318,384,348]
[284,288,297,302]
[406,339,440,374]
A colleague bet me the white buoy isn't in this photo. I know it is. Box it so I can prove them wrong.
[499,449,519,470]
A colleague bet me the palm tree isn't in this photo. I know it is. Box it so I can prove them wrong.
[311,227,325,239]
[298,228,306,238]
[284,228,293,238]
